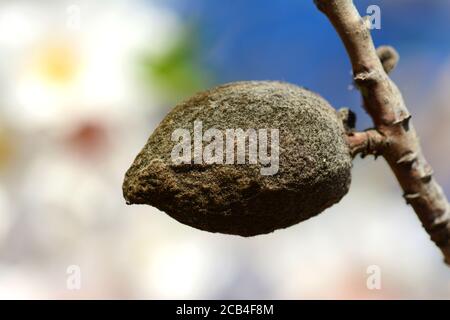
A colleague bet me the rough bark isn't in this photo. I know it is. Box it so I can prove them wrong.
[315,0,450,265]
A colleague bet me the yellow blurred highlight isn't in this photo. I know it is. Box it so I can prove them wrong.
[32,42,80,85]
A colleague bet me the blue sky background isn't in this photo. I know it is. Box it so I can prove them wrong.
[158,0,450,129]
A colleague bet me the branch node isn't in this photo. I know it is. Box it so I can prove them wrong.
[419,164,434,183]
[403,192,421,204]
[354,70,381,85]
[396,152,417,165]
[433,210,450,228]
[377,45,400,74]
[392,113,411,127]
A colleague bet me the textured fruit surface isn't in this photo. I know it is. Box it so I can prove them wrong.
[123,81,352,236]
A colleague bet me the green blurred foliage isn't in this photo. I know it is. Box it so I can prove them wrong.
[138,27,211,104]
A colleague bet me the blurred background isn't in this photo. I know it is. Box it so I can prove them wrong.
[0,0,449,299]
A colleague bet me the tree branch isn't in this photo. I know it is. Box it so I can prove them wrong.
[315,0,450,265]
